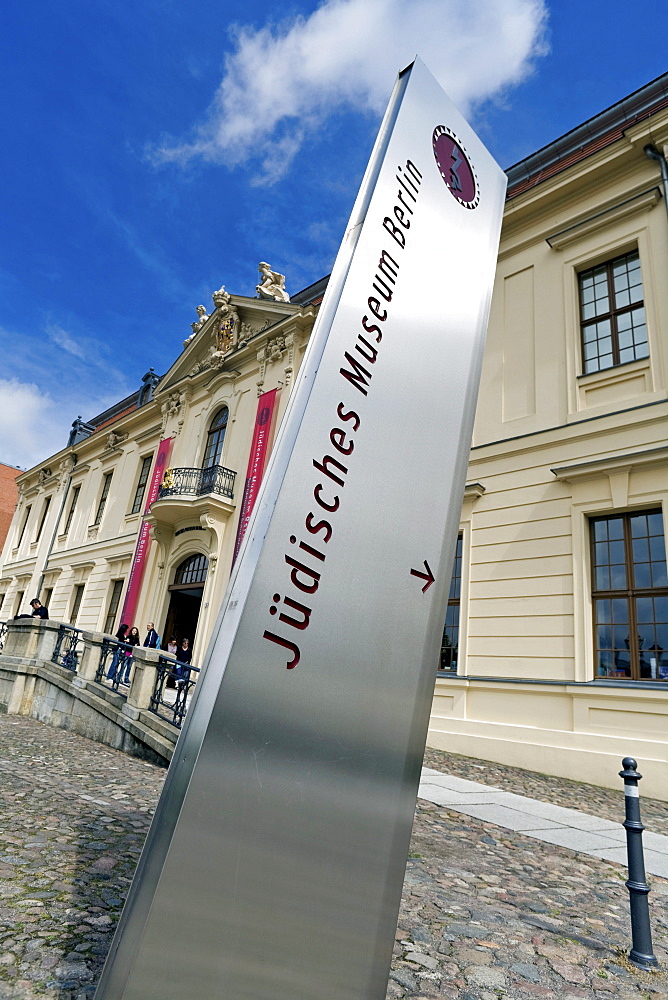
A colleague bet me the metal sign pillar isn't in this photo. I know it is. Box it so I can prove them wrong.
[95,57,506,1000]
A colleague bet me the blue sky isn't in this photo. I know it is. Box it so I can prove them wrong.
[2,0,667,468]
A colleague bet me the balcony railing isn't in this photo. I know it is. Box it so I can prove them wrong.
[158,465,235,501]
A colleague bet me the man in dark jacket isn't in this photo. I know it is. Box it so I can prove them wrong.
[30,598,48,619]
[144,622,160,648]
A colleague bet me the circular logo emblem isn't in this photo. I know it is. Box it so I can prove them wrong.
[432,126,479,209]
[258,406,270,426]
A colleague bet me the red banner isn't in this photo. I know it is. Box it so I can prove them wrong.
[232,389,278,564]
[120,437,173,628]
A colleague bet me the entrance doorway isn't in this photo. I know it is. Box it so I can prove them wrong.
[163,554,208,657]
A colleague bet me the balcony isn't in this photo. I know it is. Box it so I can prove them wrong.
[158,465,235,501]
[149,465,236,529]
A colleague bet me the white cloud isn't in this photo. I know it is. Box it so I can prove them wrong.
[46,322,88,360]
[0,379,65,468]
[155,0,548,180]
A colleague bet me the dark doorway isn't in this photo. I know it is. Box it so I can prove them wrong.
[163,587,203,651]
[162,554,208,659]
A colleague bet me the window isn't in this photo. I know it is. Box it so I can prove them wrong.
[62,485,80,535]
[175,554,209,585]
[0,593,5,611]
[202,407,229,468]
[440,533,462,672]
[591,511,668,681]
[35,496,51,543]
[17,505,32,548]
[70,584,85,625]
[93,472,113,526]
[14,591,24,617]
[130,456,153,515]
[43,588,53,612]
[104,579,124,634]
[579,250,648,374]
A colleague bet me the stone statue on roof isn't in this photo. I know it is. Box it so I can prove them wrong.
[256,262,290,303]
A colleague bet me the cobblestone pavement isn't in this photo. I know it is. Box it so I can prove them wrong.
[0,716,666,1000]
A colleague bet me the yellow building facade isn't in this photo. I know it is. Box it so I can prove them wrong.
[2,77,668,795]
[432,74,668,797]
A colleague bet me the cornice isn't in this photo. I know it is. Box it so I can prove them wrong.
[551,445,668,482]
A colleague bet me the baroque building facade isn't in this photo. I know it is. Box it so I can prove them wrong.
[0,272,323,666]
[2,75,668,794]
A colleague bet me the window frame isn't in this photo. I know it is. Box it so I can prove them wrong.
[16,505,32,548]
[13,591,25,617]
[34,495,52,543]
[62,485,80,535]
[439,532,463,673]
[104,579,124,634]
[174,554,209,586]
[70,584,85,625]
[590,509,668,682]
[202,407,229,469]
[129,455,153,515]
[578,249,648,375]
[92,472,114,526]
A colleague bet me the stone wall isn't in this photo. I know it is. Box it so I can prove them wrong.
[0,618,179,765]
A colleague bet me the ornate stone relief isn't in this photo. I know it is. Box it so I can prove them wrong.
[56,458,73,492]
[105,430,127,453]
[256,334,288,395]
[186,283,264,376]
[256,262,290,302]
[38,468,52,488]
[160,388,190,433]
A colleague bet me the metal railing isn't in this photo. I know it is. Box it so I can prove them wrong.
[0,621,7,652]
[95,638,135,693]
[52,624,83,672]
[149,656,200,728]
[158,464,235,501]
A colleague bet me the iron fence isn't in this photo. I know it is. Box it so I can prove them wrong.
[158,464,235,501]
[149,656,200,728]
[96,637,135,692]
[52,624,83,672]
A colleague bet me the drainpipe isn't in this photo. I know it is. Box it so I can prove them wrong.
[644,144,668,221]
[37,454,77,599]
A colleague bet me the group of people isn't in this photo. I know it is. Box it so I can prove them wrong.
[107,621,192,685]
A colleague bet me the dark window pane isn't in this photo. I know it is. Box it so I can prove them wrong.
[591,509,667,681]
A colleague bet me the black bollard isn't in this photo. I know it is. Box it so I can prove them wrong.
[619,757,659,970]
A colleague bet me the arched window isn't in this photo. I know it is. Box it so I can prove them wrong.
[174,554,209,586]
[203,407,228,468]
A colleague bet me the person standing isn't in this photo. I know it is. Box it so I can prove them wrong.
[123,626,141,684]
[144,622,160,648]
[107,624,129,681]
[175,637,192,682]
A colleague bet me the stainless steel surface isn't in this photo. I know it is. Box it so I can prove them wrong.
[95,57,506,1000]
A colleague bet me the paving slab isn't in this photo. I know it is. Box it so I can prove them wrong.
[447,801,566,830]
[419,766,668,878]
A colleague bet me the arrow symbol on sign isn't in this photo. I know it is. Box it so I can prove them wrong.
[410,560,435,593]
